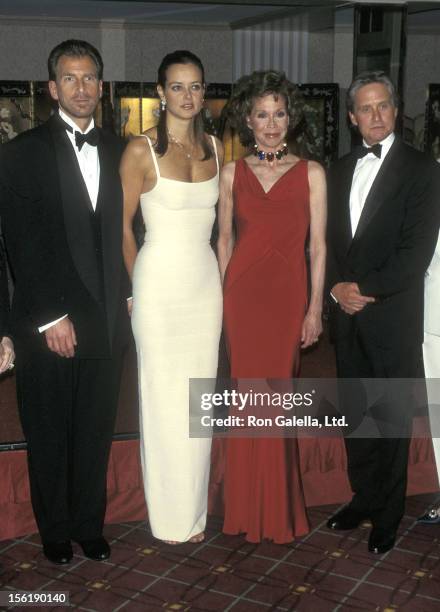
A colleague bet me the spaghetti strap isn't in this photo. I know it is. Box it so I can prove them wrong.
[210,135,219,174]
[141,134,161,179]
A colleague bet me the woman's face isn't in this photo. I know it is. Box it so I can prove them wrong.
[247,93,289,150]
[158,62,205,121]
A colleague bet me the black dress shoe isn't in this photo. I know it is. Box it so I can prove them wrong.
[76,537,110,561]
[43,540,73,564]
[368,527,396,554]
[417,506,440,524]
[327,506,368,530]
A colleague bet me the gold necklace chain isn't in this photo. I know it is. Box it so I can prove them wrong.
[167,130,194,159]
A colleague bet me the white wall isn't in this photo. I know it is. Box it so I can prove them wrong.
[0,19,233,83]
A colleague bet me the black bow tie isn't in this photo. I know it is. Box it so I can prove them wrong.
[356,143,382,159]
[74,128,99,151]
[58,116,99,150]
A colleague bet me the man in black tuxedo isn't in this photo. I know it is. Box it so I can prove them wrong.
[326,71,440,554]
[0,235,14,373]
[0,40,129,564]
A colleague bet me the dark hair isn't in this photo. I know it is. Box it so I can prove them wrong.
[224,70,303,147]
[347,70,398,113]
[155,49,212,160]
[48,39,104,81]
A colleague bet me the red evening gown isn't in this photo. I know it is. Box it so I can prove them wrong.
[222,157,310,543]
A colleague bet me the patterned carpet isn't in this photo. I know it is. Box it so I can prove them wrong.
[1,493,439,611]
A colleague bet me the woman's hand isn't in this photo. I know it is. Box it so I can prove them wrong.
[302,161,326,350]
[217,161,236,282]
[0,336,15,374]
[301,310,322,349]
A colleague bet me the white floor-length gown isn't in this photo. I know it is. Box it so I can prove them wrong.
[131,135,222,541]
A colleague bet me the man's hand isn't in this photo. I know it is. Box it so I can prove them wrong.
[0,336,15,373]
[44,317,77,357]
[332,282,375,315]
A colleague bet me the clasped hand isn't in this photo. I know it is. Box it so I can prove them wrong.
[0,336,15,373]
[332,282,375,315]
[44,317,77,357]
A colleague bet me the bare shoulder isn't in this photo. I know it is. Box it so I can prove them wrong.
[212,135,224,154]
[124,135,147,154]
[220,160,237,182]
[307,159,326,180]
[144,126,158,142]
[307,160,326,193]
[206,133,224,162]
[122,134,152,169]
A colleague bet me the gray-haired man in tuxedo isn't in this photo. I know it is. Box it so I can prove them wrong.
[326,70,440,553]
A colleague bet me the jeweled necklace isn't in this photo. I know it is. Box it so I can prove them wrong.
[168,129,194,159]
[254,142,288,162]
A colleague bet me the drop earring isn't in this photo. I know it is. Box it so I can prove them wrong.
[160,99,166,111]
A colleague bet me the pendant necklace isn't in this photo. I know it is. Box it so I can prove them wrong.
[168,130,194,159]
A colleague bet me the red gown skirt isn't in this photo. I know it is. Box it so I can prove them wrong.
[222,158,310,543]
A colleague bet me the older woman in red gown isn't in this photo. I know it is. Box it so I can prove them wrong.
[217,71,327,543]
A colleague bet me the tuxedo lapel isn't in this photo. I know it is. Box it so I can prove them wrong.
[48,114,94,212]
[49,117,102,304]
[335,154,357,253]
[352,138,402,243]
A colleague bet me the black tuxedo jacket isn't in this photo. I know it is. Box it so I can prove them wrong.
[327,137,440,358]
[0,114,130,358]
[0,235,9,338]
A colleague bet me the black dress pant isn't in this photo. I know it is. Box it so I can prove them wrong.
[16,348,122,542]
[335,328,421,531]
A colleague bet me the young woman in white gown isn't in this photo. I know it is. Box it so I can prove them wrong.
[121,50,223,544]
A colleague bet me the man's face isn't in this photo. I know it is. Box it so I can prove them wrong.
[48,55,102,125]
[349,82,397,146]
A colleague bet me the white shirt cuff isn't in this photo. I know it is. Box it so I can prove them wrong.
[38,314,68,333]
[330,291,338,304]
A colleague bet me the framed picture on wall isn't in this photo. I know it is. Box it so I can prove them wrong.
[114,82,159,139]
[94,82,114,131]
[0,81,32,143]
[424,84,440,160]
[296,83,339,166]
[32,81,54,126]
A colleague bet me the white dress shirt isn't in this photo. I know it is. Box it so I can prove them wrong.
[349,132,395,237]
[38,109,100,333]
[59,108,100,210]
